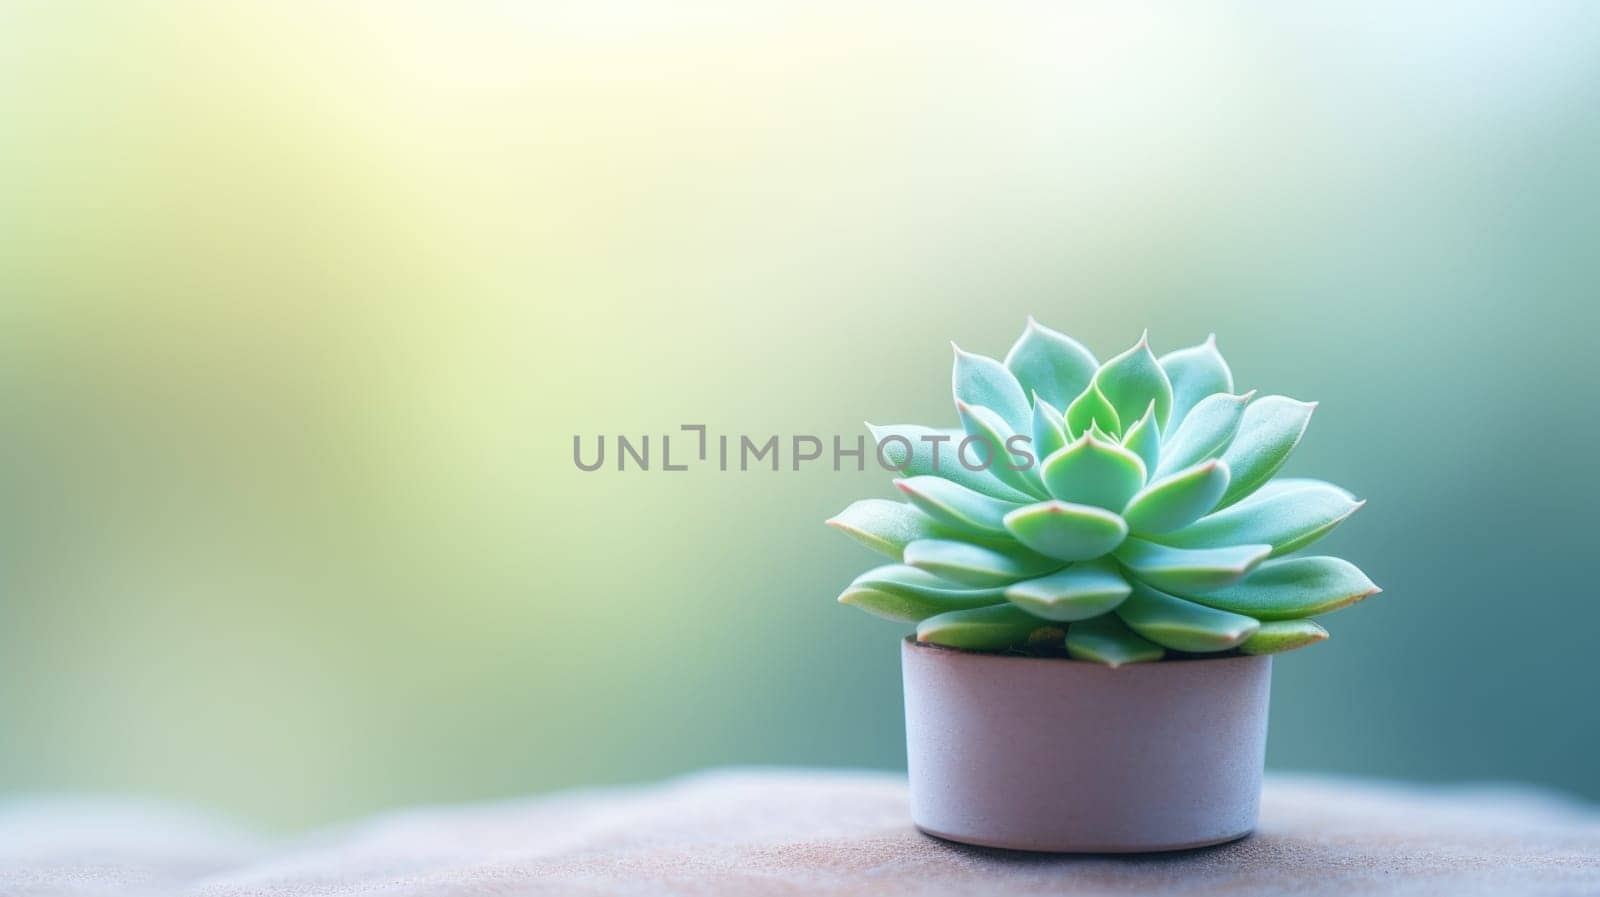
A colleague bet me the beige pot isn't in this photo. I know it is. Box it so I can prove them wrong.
[902,638,1271,852]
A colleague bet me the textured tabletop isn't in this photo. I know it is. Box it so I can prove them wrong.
[3,769,1598,896]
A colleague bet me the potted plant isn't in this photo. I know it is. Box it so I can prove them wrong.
[827,319,1379,853]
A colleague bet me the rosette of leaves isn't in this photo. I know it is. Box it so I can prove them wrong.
[827,320,1379,666]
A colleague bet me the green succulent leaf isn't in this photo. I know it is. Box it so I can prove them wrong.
[868,423,1034,502]
[1093,332,1174,433]
[1181,556,1381,620]
[1239,619,1329,655]
[893,476,1019,536]
[1030,394,1070,462]
[903,538,1063,587]
[1158,335,1234,430]
[955,402,1048,499]
[1002,500,1128,562]
[1215,396,1317,509]
[839,564,1007,622]
[825,499,953,559]
[1121,402,1162,475]
[1153,391,1253,478]
[952,344,1033,436]
[1065,614,1165,666]
[850,564,1007,602]
[1115,579,1259,653]
[1065,382,1121,439]
[1247,476,1353,502]
[1121,460,1231,535]
[1115,538,1271,593]
[917,603,1048,651]
[1005,558,1132,621]
[1156,479,1363,557]
[1004,318,1099,411]
[1039,434,1147,512]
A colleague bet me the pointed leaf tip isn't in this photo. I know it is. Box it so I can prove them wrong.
[956,401,1049,499]
[1065,381,1121,439]
[1122,459,1231,535]
[1159,336,1235,430]
[1093,334,1174,433]
[1215,395,1317,509]
[1065,613,1164,665]
[904,538,1063,587]
[826,499,956,559]
[1030,396,1070,467]
[1005,319,1098,412]
[1179,556,1380,620]
[1003,500,1128,562]
[894,475,1019,536]
[1006,559,1132,621]
[1039,433,1146,512]
[1115,579,1259,653]
[917,603,1045,651]
[1116,538,1270,593]
[1157,479,1364,557]
[840,564,1008,622]
[1155,391,1253,477]
[953,345,1033,436]
[1121,401,1162,476]
[1239,619,1329,655]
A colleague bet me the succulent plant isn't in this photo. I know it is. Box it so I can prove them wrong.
[827,320,1379,665]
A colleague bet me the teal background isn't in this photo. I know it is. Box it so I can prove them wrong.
[1,3,1597,829]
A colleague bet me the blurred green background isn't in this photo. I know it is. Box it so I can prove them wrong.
[2,2,1598,830]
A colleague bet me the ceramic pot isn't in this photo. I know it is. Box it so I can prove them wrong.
[902,638,1271,853]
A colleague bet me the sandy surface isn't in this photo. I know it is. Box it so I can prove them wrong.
[3,769,1598,896]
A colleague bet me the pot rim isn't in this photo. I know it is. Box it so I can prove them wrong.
[903,635,1267,668]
